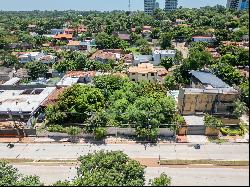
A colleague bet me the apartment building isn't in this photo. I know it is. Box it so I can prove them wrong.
[227,0,249,10]
[144,0,157,14]
[178,71,239,116]
[165,0,178,11]
[128,63,168,83]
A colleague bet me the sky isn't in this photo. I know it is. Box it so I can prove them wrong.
[0,0,227,11]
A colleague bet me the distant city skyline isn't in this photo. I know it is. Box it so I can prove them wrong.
[0,0,227,11]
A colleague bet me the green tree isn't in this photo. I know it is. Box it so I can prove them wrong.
[233,99,247,119]
[0,161,43,186]
[239,81,249,105]
[46,84,105,124]
[25,61,48,80]
[164,75,178,90]
[139,45,152,55]
[160,58,174,70]
[66,126,82,143]
[204,114,223,130]
[93,127,107,140]
[93,75,129,99]
[149,173,171,186]
[220,54,238,67]
[159,33,172,49]
[60,151,146,186]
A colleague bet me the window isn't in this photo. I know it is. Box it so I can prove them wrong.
[142,74,145,76]
[132,79,136,81]
[151,73,154,76]
[132,73,135,75]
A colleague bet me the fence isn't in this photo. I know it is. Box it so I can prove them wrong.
[0,129,36,137]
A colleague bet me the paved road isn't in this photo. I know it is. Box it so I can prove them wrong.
[14,165,249,186]
[1,143,249,160]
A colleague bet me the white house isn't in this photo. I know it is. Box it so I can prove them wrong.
[18,52,44,63]
[192,36,216,43]
[153,50,176,65]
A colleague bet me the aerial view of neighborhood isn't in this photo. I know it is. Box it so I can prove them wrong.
[0,0,249,186]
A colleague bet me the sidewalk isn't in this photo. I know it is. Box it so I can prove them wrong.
[0,136,175,144]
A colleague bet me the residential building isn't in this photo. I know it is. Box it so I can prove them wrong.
[27,24,37,32]
[192,36,216,43]
[144,0,156,14]
[165,0,178,11]
[57,71,96,87]
[112,31,130,41]
[90,50,121,63]
[0,86,56,127]
[206,48,221,59]
[153,50,176,65]
[227,0,249,10]
[41,87,66,107]
[155,2,160,9]
[128,63,168,83]
[53,33,73,41]
[175,19,187,25]
[67,41,92,51]
[0,67,13,83]
[64,26,87,35]
[15,68,29,79]
[221,41,249,50]
[178,71,239,115]
[16,52,45,63]
[39,55,57,64]
[133,55,153,65]
[51,29,65,35]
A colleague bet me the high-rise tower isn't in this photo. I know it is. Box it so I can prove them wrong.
[165,0,178,11]
[144,0,156,14]
[227,0,249,10]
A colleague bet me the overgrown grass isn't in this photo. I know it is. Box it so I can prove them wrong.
[220,124,246,136]
[47,124,68,133]
[160,160,249,166]
[208,137,229,144]
[126,47,141,55]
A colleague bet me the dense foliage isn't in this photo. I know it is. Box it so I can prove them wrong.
[0,161,43,186]
[55,151,146,186]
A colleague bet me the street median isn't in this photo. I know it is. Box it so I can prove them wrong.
[159,159,249,166]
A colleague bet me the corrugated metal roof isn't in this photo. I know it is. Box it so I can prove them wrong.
[190,70,229,88]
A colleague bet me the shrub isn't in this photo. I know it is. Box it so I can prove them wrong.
[93,127,107,140]
[135,127,159,142]
[204,114,223,129]
[149,173,171,186]
[220,125,246,136]
[47,124,67,133]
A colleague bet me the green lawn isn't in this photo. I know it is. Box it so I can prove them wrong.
[126,47,141,55]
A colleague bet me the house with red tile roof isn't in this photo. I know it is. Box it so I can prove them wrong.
[53,33,73,41]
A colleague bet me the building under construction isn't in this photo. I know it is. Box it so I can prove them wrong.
[178,71,239,116]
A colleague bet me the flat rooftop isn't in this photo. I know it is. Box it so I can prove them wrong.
[182,87,238,94]
[57,77,79,86]
[0,87,56,114]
